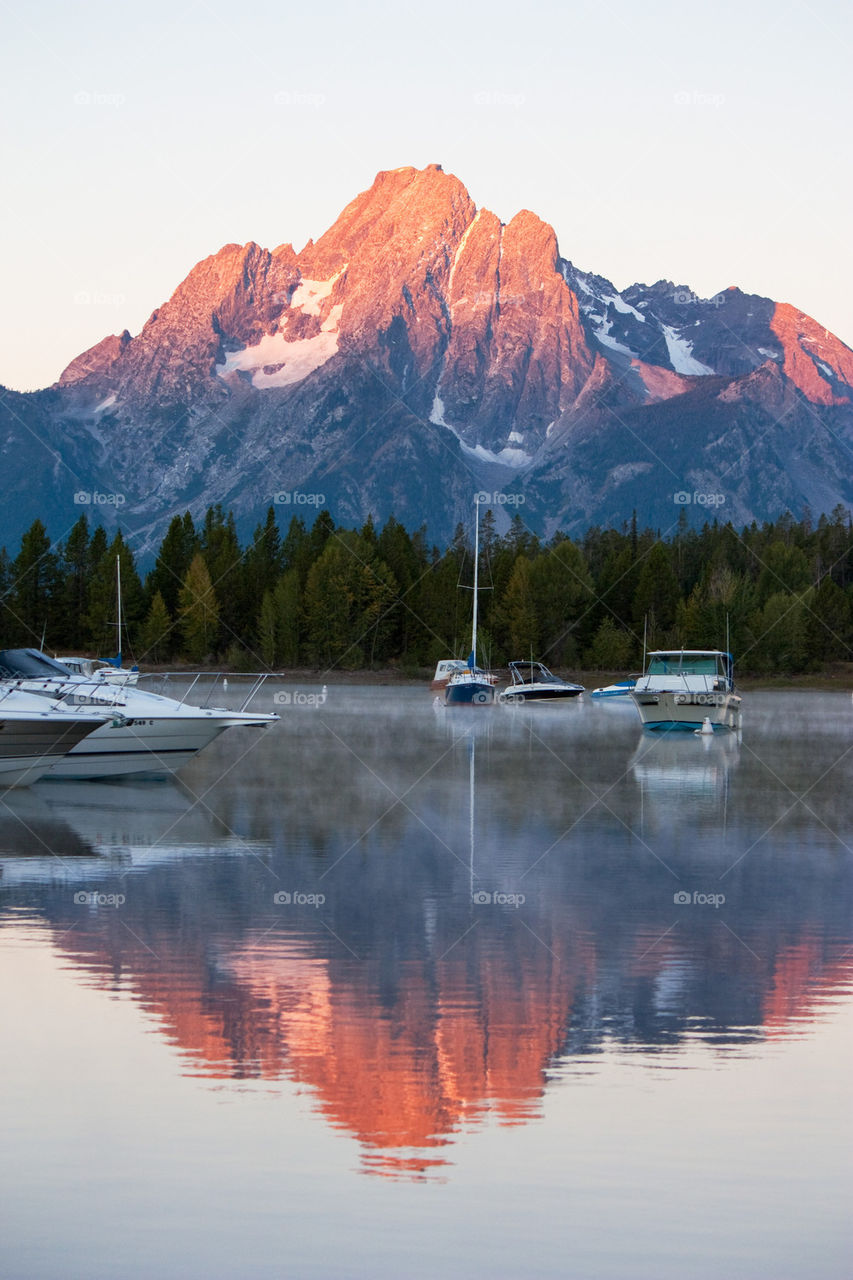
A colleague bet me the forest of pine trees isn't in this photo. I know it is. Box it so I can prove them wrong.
[1,504,852,675]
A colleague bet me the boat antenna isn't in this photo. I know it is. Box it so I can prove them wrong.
[116,554,123,664]
[471,497,480,670]
[39,620,47,654]
[642,614,648,671]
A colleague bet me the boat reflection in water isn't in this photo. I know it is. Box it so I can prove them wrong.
[1,692,851,1181]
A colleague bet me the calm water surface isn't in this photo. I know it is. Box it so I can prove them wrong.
[1,688,851,1278]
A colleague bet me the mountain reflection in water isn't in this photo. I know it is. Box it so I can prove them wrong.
[1,688,851,1179]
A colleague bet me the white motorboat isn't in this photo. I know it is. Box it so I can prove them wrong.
[0,687,111,786]
[431,659,498,692]
[499,661,584,703]
[0,649,278,779]
[590,677,638,699]
[445,501,496,707]
[630,649,741,732]
[431,659,467,690]
[56,656,140,686]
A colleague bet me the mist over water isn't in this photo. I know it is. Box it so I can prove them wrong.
[1,688,851,1278]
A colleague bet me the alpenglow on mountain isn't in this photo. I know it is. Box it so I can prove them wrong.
[3,163,853,551]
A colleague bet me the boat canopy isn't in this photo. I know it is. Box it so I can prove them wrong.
[0,649,74,679]
[508,660,559,683]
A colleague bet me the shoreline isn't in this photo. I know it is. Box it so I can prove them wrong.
[138,663,853,692]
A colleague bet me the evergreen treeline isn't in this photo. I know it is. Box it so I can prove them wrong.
[1,504,851,675]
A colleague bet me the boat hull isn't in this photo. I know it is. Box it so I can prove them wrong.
[499,686,582,703]
[631,689,741,732]
[45,714,275,779]
[0,715,104,787]
[445,681,495,706]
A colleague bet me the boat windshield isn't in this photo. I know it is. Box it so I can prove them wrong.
[509,662,556,683]
[647,654,721,676]
[0,649,74,678]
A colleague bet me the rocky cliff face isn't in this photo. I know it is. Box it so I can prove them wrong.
[2,163,852,552]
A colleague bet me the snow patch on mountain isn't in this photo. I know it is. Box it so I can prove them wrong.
[464,442,532,467]
[605,293,645,322]
[661,325,714,376]
[288,268,345,318]
[217,305,342,389]
[430,394,531,467]
[447,211,481,299]
[592,317,638,358]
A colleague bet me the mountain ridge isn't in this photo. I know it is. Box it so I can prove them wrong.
[2,163,852,552]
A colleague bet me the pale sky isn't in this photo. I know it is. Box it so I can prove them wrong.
[2,0,851,390]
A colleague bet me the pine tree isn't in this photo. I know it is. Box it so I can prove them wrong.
[179,553,220,661]
[501,556,539,656]
[8,520,61,648]
[56,514,91,647]
[147,513,198,615]
[274,569,302,666]
[139,591,174,663]
[258,590,277,668]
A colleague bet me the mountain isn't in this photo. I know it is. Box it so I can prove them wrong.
[3,163,853,554]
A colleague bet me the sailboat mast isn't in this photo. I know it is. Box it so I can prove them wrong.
[471,500,480,668]
[116,555,122,659]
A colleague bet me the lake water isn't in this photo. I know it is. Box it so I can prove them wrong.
[1,687,851,1279]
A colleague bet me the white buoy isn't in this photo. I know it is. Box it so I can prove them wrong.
[695,716,714,736]
[223,678,228,690]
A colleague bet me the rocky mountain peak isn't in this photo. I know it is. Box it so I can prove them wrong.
[12,164,853,554]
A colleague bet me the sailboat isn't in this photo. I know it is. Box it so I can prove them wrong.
[57,556,140,686]
[445,500,496,706]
